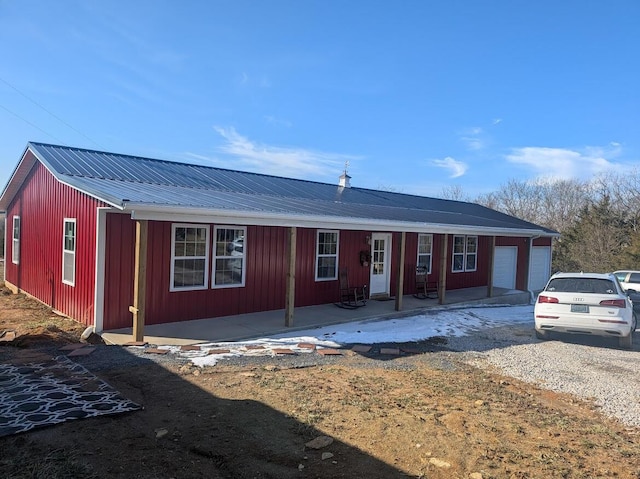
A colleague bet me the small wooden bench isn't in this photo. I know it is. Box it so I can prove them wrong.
[414,266,438,300]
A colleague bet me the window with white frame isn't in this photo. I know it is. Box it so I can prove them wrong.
[417,233,432,274]
[316,230,339,280]
[452,235,477,272]
[12,216,20,265]
[213,226,246,287]
[62,219,76,286]
[171,224,209,290]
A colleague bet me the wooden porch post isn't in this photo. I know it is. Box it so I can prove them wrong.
[129,219,148,342]
[285,226,297,327]
[487,236,496,298]
[439,234,448,305]
[394,232,406,311]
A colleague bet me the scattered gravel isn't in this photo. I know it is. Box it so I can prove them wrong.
[456,322,640,429]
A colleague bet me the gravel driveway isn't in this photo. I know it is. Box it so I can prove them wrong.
[452,321,640,429]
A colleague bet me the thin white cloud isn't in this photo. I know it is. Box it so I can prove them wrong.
[506,146,619,180]
[432,156,468,178]
[264,115,292,128]
[237,73,271,88]
[492,118,503,125]
[212,126,359,179]
[459,127,485,151]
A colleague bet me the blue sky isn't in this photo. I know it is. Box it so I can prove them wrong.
[1,0,638,198]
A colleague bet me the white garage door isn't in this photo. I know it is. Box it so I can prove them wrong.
[529,246,551,292]
[493,246,517,289]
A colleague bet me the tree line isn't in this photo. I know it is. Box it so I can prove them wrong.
[440,170,640,274]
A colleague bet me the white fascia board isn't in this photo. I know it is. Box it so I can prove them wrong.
[0,146,35,210]
[126,204,558,238]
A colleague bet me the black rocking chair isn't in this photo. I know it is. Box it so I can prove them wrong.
[413,266,439,299]
[336,268,367,309]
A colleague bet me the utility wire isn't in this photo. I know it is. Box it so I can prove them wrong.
[0,103,66,144]
[0,75,104,149]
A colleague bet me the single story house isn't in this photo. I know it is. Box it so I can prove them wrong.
[1,142,558,339]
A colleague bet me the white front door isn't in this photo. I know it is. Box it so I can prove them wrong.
[369,233,392,296]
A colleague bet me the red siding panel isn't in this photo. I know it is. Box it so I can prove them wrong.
[4,157,103,326]
[100,219,541,329]
[103,213,135,330]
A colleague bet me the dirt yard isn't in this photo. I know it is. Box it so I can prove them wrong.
[1,268,640,478]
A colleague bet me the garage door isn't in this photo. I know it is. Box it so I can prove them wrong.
[529,246,551,292]
[493,246,517,289]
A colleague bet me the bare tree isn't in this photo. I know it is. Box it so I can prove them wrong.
[474,178,591,233]
[593,169,640,232]
[439,184,469,201]
[553,197,629,272]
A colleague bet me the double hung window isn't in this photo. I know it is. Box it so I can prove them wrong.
[417,234,433,274]
[12,216,20,265]
[213,226,246,287]
[171,224,209,290]
[316,230,339,280]
[62,219,76,286]
[452,235,477,272]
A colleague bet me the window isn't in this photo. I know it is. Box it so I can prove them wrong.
[171,224,209,291]
[452,235,477,272]
[213,226,246,287]
[12,216,20,265]
[62,219,76,286]
[417,234,432,274]
[316,230,339,280]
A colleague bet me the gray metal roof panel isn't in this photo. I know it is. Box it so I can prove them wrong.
[22,142,558,235]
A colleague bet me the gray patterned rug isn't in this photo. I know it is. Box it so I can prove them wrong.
[0,355,141,437]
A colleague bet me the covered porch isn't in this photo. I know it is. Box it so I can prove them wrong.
[101,286,531,346]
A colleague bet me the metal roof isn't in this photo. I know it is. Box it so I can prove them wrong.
[0,142,558,236]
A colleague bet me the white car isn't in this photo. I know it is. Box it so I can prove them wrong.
[614,270,640,292]
[534,272,637,349]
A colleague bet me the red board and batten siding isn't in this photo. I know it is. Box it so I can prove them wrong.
[102,220,376,329]
[4,158,104,325]
[102,217,538,329]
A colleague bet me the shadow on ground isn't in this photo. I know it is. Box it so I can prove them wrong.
[0,345,411,479]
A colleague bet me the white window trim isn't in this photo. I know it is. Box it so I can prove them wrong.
[170,223,210,292]
[212,225,246,289]
[452,235,478,273]
[417,233,433,274]
[62,218,76,287]
[315,229,339,281]
[12,216,20,265]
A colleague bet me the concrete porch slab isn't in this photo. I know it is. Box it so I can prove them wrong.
[101,287,531,346]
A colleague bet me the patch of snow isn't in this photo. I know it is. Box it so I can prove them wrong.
[174,305,534,367]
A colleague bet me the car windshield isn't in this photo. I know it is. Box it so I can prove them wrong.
[546,278,617,294]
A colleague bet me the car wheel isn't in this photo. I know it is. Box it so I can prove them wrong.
[619,332,633,349]
[535,329,550,340]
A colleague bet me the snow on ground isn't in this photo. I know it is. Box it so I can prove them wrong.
[163,304,534,367]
